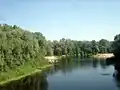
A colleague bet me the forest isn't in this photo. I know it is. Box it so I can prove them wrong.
[0,24,114,73]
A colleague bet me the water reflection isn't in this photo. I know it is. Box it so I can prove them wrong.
[100,60,107,69]
[0,72,48,90]
[106,57,120,90]
[92,59,98,68]
[113,71,120,90]
[49,57,109,75]
[113,73,120,90]
[0,58,120,90]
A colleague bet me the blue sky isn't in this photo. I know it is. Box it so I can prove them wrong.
[0,0,120,41]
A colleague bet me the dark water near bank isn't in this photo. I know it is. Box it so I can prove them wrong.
[0,57,120,90]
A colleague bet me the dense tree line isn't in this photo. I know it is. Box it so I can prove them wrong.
[46,38,112,57]
[0,24,112,72]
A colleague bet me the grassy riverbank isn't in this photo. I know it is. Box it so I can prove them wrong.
[0,56,63,85]
[0,54,113,85]
[0,60,53,85]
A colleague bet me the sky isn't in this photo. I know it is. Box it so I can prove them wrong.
[0,0,120,41]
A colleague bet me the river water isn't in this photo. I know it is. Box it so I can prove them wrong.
[0,57,120,90]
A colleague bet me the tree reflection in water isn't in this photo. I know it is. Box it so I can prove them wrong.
[0,72,48,90]
[0,57,120,90]
[106,57,120,89]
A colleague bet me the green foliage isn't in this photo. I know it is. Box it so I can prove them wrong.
[46,39,111,57]
[98,39,111,53]
[0,24,46,72]
[46,40,53,56]
[0,24,112,74]
[112,34,120,57]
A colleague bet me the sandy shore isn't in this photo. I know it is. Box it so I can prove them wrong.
[45,54,114,61]
[93,53,114,59]
[44,55,66,60]
[44,56,61,63]
[44,56,59,60]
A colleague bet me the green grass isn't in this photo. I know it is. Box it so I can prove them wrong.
[0,60,53,85]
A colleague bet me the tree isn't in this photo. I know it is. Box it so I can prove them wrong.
[46,40,53,56]
[0,24,47,71]
[0,24,113,72]
[91,40,99,54]
[98,39,111,53]
[112,34,120,57]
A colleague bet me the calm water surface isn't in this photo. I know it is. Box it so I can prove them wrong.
[0,57,120,90]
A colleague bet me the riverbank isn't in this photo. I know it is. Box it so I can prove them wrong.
[0,54,113,85]
[0,61,53,85]
[93,53,114,59]
[0,56,63,85]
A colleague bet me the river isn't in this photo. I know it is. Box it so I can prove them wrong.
[0,57,119,90]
